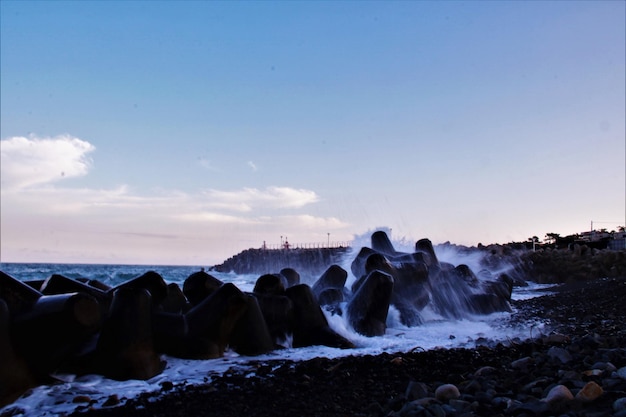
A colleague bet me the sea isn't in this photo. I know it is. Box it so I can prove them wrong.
[0,248,555,417]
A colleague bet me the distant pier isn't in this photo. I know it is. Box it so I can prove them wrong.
[211,245,352,277]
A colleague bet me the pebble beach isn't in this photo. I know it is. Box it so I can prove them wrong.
[67,275,626,417]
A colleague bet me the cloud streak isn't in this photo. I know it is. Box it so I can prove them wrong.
[1,134,95,191]
[1,134,348,264]
[202,187,319,212]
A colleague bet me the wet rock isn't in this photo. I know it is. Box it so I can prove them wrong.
[511,356,533,370]
[346,270,394,337]
[310,265,347,302]
[96,288,164,380]
[110,271,168,308]
[253,274,287,296]
[474,365,497,376]
[73,395,91,403]
[542,332,570,344]
[547,346,572,363]
[101,395,120,407]
[507,400,550,415]
[160,381,174,391]
[279,268,300,288]
[182,271,223,307]
[286,284,354,349]
[614,397,626,412]
[543,384,574,404]
[434,384,460,401]
[405,381,430,400]
[448,398,471,412]
[575,381,603,402]
[427,403,446,417]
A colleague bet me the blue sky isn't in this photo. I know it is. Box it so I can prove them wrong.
[1,1,624,266]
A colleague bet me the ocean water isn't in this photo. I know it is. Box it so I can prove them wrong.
[0,252,554,417]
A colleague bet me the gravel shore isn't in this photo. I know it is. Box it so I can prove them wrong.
[67,276,626,417]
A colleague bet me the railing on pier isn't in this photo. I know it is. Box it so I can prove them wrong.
[261,241,352,250]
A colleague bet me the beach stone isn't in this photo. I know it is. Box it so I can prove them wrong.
[405,381,429,400]
[72,395,92,404]
[543,384,574,404]
[604,362,617,373]
[547,346,572,363]
[523,377,550,395]
[427,403,446,417]
[449,399,471,412]
[617,366,626,380]
[412,397,439,406]
[397,400,425,416]
[591,361,616,372]
[575,381,603,402]
[511,356,533,370]
[463,378,482,393]
[102,394,120,407]
[474,365,497,376]
[160,381,174,391]
[614,397,626,412]
[491,396,512,409]
[542,333,570,344]
[435,384,460,401]
[583,369,604,377]
[508,400,550,415]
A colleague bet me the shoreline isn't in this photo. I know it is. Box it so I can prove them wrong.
[61,276,626,417]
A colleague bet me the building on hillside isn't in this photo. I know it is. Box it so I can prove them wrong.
[608,238,626,250]
[579,230,612,242]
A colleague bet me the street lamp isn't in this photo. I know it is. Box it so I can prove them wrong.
[327,233,330,248]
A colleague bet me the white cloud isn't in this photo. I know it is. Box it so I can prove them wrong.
[198,157,219,171]
[175,211,258,224]
[247,161,258,171]
[203,186,319,211]
[0,136,345,264]
[0,134,95,190]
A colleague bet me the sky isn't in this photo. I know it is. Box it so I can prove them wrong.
[1,1,625,266]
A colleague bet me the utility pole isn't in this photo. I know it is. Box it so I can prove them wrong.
[327,233,330,248]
